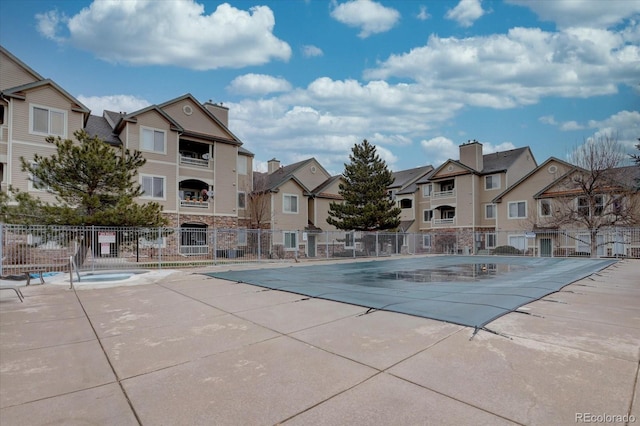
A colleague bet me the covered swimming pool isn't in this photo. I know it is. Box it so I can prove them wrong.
[207,256,616,329]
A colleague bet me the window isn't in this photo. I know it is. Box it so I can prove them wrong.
[0,105,4,125]
[284,231,297,250]
[30,105,65,136]
[141,175,165,199]
[508,235,526,251]
[577,195,604,217]
[508,201,527,219]
[141,127,165,153]
[283,194,298,213]
[539,199,552,217]
[400,199,412,209]
[423,209,433,222]
[237,156,247,175]
[345,232,355,248]
[486,233,497,248]
[485,204,496,219]
[422,234,432,248]
[485,175,500,190]
[238,191,246,209]
[422,184,432,197]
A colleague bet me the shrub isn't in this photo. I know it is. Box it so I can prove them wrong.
[493,245,522,255]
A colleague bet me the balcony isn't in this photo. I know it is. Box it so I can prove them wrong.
[180,199,210,209]
[180,154,209,168]
[433,217,456,226]
[432,189,456,199]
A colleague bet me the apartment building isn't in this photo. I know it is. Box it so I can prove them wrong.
[252,158,343,257]
[1,46,253,253]
[415,141,538,253]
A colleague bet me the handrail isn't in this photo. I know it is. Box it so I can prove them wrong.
[69,255,81,289]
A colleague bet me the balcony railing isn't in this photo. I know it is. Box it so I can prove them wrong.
[180,155,209,167]
[432,189,456,199]
[433,218,456,226]
[180,200,210,208]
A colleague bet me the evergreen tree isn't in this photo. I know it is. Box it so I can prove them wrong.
[327,139,401,231]
[7,130,168,226]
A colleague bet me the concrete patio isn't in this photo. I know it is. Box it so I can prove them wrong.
[1,259,638,425]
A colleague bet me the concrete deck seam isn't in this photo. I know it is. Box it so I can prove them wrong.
[627,358,640,421]
[0,381,118,410]
[71,287,143,426]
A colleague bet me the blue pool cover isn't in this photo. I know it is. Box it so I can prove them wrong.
[206,256,616,328]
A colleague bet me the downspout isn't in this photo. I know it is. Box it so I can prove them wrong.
[471,173,476,254]
[3,94,12,187]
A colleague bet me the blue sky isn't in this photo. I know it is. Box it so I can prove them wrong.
[1,0,638,174]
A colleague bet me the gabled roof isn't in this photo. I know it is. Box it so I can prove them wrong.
[1,79,90,116]
[531,164,639,200]
[0,45,44,82]
[389,165,434,191]
[85,115,122,146]
[157,93,243,146]
[491,156,575,203]
[112,105,184,133]
[481,147,532,174]
[258,158,316,192]
[310,175,344,200]
[429,159,476,179]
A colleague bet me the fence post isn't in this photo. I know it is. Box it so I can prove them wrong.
[158,227,162,269]
[91,225,95,272]
[213,229,218,265]
[257,229,261,261]
[0,223,3,277]
[326,231,329,259]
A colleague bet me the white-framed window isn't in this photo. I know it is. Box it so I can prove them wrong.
[509,235,526,251]
[284,231,297,250]
[508,201,527,219]
[423,209,433,222]
[140,127,166,153]
[422,184,432,198]
[577,195,604,217]
[486,233,497,248]
[30,104,66,137]
[141,174,165,199]
[422,234,432,248]
[485,174,500,190]
[539,199,552,217]
[237,156,247,175]
[28,162,48,191]
[237,228,247,246]
[345,232,355,248]
[283,194,298,213]
[238,191,246,209]
[485,203,496,219]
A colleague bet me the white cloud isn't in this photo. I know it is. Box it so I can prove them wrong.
[587,110,640,153]
[559,121,584,131]
[331,0,401,38]
[227,74,292,96]
[37,0,291,70]
[302,45,323,57]
[35,10,66,42]
[364,27,639,108]
[506,0,640,29]
[416,6,430,21]
[77,94,150,116]
[539,115,558,125]
[445,0,485,28]
[420,136,458,165]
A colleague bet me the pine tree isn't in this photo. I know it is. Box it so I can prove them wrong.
[327,139,401,231]
[9,130,168,226]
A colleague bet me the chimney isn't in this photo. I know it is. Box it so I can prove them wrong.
[203,101,229,127]
[459,139,483,171]
[268,158,281,174]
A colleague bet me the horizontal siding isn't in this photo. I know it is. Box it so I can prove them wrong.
[162,100,232,140]
[214,143,237,215]
[0,52,39,90]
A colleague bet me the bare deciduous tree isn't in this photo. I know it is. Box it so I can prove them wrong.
[246,172,273,229]
[542,134,639,257]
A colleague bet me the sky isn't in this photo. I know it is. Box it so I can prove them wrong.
[1,0,639,175]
